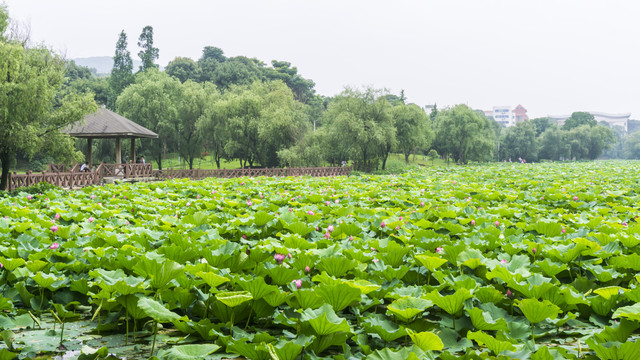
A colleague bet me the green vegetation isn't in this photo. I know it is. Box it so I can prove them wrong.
[0,161,639,358]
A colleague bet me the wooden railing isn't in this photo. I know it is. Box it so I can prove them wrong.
[8,164,351,191]
[153,166,352,181]
[8,171,99,191]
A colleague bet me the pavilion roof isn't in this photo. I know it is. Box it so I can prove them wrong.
[63,108,158,139]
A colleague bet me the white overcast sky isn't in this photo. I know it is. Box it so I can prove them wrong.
[3,0,639,119]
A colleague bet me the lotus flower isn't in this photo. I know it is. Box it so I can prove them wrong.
[622,222,628,226]
[186,202,191,207]
[287,253,292,259]
[0,263,3,268]
[325,201,330,206]
[349,235,354,241]
[289,208,293,212]
[88,217,94,223]
[471,219,476,226]
[500,259,507,264]
[307,210,314,216]
[293,279,302,289]
[242,234,247,239]
[573,196,578,201]
[305,266,310,273]
[50,242,59,250]
[324,232,331,239]
[197,195,200,199]
[50,225,59,233]
[561,228,566,233]
[506,289,513,298]
[335,199,339,204]
[274,253,285,264]
[380,222,386,228]
[436,247,443,253]
[532,248,537,254]
[327,225,334,232]
[495,220,500,227]
[54,213,60,220]
[27,195,32,200]
[372,258,379,263]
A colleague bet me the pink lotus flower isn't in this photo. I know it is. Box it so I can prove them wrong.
[274,253,285,263]
[186,202,191,207]
[88,217,94,223]
[305,266,310,273]
[287,253,292,259]
[506,289,513,298]
[573,196,578,201]
[125,221,130,225]
[289,208,293,212]
[242,234,247,239]
[436,247,443,253]
[294,279,302,289]
[324,232,331,239]
[420,201,425,207]
[307,210,314,216]
[90,195,95,200]
[500,259,507,264]
[399,216,403,221]
[532,248,537,254]
[54,213,60,220]
[50,225,59,233]
[27,195,32,200]
[247,200,253,206]
[0,263,3,268]
[197,195,200,199]
[325,201,330,206]
[471,219,476,226]
[349,235,354,241]
[335,199,339,204]
[561,228,566,234]
[327,225,334,232]
[372,258,379,263]
[395,226,400,230]
[622,222,628,226]
[495,221,500,227]
[50,242,59,250]
[380,222,386,228]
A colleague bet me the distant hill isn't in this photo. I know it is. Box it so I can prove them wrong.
[73,56,144,75]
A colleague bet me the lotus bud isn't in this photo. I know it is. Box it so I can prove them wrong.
[27,195,32,200]
[532,248,537,254]
[88,217,94,223]
[54,213,60,220]
[305,265,310,273]
[327,225,334,232]
[380,222,386,228]
[500,259,507,264]
[561,228,566,233]
[573,196,578,201]
[471,219,476,226]
[50,242,59,250]
[436,247,443,253]
[50,225,59,233]
[506,289,513,298]
[307,210,314,216]
[295,279,302,289]
[495,220,500,227]
[349,235,354,241]
[324,232,331,239]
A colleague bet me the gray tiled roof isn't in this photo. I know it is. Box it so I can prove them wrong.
[63,108,158,139]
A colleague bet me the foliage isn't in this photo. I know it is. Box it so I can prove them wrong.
[393,103,432,164]
[109,30,134,109]
[500,120,538,162]
[137,25,159,72]
[562,111,597,130]
[0,38,97,190]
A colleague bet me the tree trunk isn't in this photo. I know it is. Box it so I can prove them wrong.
[188,157,194,170]
[0,151,10,191]
[404,152,410,164]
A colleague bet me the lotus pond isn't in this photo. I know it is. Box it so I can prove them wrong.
[1,161,640,359]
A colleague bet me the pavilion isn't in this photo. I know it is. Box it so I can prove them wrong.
[63,108,158,166]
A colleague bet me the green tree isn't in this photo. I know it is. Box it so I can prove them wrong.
[323,87,395,171]
[538,125,568,161]
[427,149,439,166]
[264,60,315,103]
[530,117,553,136]
[562,112,597,130]
[109,30,134,109]
[393,103,432,163]
[216,80,307,168]
[0,41,97,190]
[211,56,263,90]
[64,60,109,106]
[432,104,495,164]
[165,57,201,83]
[586,125,615,160]
[116,70,181,170]
[137,25,159,72]
[174,81,216,169]
[500,121,538,161]
[198,46,226,83]
[624,131,640,159]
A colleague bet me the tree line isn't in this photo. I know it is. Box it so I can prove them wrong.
[0,5,626,190]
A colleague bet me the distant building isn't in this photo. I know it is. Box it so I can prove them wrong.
[483,104,528,127]
[549,112,631,132]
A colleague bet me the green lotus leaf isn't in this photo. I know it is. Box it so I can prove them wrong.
[362,313,407,342]
[594,319,640,343]
[33,272,61,290]
[289,288,324,309]
[138,297,181,323]
[157,344,220,360]
[316,282,361,311]
[133,257,184,291]
[227,339,270,360]
[425,288,472,316]
[338,222,362,236]
[365,346,423,360]
[380,241,411,268]
[285,222,314,237]
[238,276,277,300]
[536,259,568,277]
[265,265,300,286]
[414,254,448,272]
[0,258,25,271]
[532,220,563,237]
[474,287,505,304]
[266,341,304,360]
[317,256,357,277]
[517,298,561,324]
[344,279,381,295]
[467,331,516,355]
[196,271,230,290]
[457,249,485,270]
[253,211,275,227]
[591,295,619,316]
[595,286,625,300]
[263,290,292,307]
[300,303,352,335]
[467,305,509,332]
[386,297,433,322]
[215,291,253,308]
[585,338,640,360]
[406,329,444,352]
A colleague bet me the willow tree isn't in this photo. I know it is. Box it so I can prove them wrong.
[0,14,97,190]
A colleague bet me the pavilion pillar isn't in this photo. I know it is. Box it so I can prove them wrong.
[87,138,93,167]
[130,137,136,164]
[115,137,121,164]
